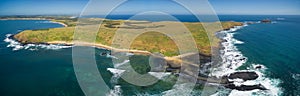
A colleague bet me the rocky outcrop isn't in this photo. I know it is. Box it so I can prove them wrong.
[261,19,272,23]
[222,71,268,91]
[227,71,259,81]
[225,84,267,91]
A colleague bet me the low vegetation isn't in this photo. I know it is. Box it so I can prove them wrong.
[14,18,243,56]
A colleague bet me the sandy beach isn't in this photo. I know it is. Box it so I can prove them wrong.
[50,21,68,27]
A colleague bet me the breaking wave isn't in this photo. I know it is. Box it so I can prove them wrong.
[210,24,282,96]
[292,73,300,80]
[210,25,248,77]
[4,34,72,51]
[226,65,282,96]
[107,85,123,96]
[107,68,126,96]
[148,72,171,80]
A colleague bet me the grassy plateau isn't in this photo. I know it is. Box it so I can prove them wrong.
[14,18,243,57]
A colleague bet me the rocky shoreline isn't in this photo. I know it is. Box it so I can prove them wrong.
[7,20,268,91]
[212,24,271,92]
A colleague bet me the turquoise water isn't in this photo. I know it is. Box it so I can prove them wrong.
[0,15,300,96]
[0,20,177,96]
[0,20,84,96]
[235,16,300,95]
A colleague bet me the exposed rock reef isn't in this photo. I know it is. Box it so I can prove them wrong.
[227,71,259,81]
[261,19,272,23]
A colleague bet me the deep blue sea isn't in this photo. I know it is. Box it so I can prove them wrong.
[0,15,299,96]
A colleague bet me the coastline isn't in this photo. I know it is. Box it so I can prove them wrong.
[211,22,282,96]
[50,21,68,27]
[0,18,69,27]
[13,19,244,57]
[9,20,245,68]
[4,21,280,94]
[47,41,152,55]
[1,15,297,96]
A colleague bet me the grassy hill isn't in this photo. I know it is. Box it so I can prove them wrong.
[14,19,243,56]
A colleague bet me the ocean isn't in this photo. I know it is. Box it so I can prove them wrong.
[0,15,299,96]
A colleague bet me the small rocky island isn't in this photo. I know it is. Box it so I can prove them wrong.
[261,19,272,23]
[224,71,267,91]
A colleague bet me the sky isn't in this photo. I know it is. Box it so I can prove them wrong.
[0,0,299,15]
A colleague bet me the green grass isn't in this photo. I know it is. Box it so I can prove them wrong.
[14,19,243,56]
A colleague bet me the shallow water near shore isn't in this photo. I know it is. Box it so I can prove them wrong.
[0,15,300,96]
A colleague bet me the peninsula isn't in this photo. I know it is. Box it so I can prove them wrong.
[8,17,268,91]
[12,17,243,57]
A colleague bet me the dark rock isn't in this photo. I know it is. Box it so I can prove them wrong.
[261,19,272,23]
[166,68,179,73]
[239,58,246,61]
[228,71,259,81]
[100,52,107,56]
[225,84,268,91]
[246,22,255,24]
[255,65,262,69]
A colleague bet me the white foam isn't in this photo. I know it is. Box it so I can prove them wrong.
[292,73,300,80]
[148,72,171,80]
[276,18,285,20]
[35,21,51,23]
[233,39,244,44]
[214,73,282,96]
[210,25,248,77]
[106,54,119,59]
[228,89,260,96]
[107,85,123,96]
[3,34,72,51]
[209,24,282,96]
[228,78,282,96]
[125,52,134,56]
[226,66,282,96]
[107,68,125,96]
[107,68,126,75]
[114,60,130,68]
[250,64,267,70]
